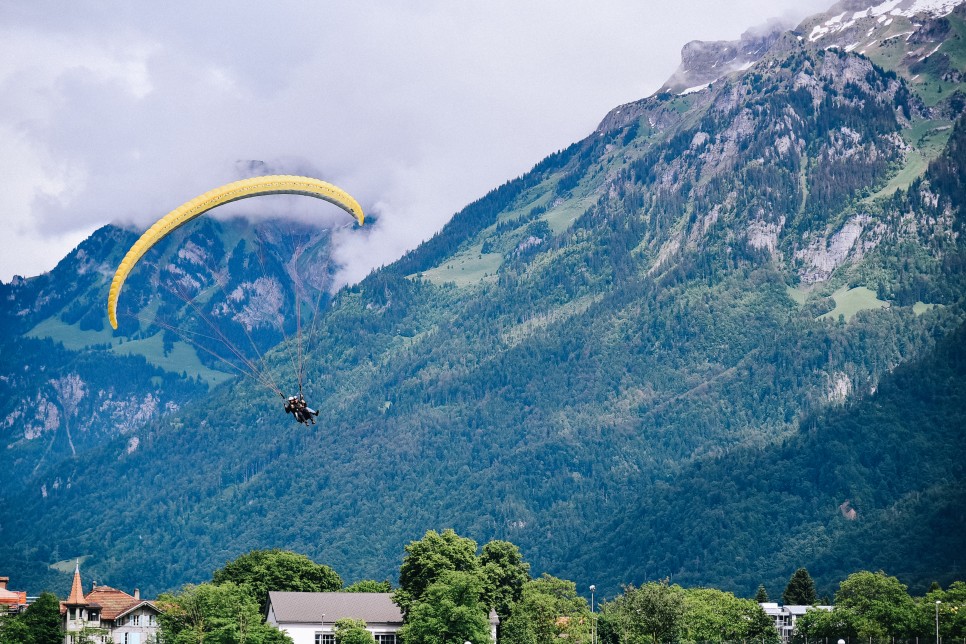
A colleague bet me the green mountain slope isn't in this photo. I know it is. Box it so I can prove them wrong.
[2,1,966,599]
[0,217,345,480]
[565,316,966,598]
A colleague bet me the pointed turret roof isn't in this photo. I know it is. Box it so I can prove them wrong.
[66,561,87,606]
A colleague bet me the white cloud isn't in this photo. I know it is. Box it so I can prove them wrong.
[0,0,832,283]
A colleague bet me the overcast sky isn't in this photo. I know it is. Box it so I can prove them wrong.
[0,0,832,284]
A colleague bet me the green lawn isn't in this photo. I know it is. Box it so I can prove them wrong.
[49,555,91,573]
[111,334,234,386]
[818,286,890,322]
[27,315,233,385]
[541,194,598,234]
[418,244,503,287]
[26,317,115,350]
[864,120,953,203]
[786,285,809,306]
[913,301,941,316]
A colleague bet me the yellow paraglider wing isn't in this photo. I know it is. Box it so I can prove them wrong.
[107,175,364,329]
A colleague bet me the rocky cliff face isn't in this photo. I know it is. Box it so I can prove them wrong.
[659,21,787,94]
[646,0,965,98]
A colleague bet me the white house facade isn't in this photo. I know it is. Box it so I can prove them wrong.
[266,591,498,644]
[759,603,833,643]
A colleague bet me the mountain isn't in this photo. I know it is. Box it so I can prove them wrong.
[2,0,966,599]
[0,217,343,480]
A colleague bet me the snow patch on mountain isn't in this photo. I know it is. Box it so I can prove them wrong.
[808,0,962,42]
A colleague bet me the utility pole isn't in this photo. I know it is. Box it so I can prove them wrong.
[590,585,596,644]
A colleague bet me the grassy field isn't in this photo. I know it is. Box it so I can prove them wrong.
[49,555,91,573]
[26,316,233,386]
[864,119,953,203]
[818,286,890,322]
[786,285,809,306]
[913,301,941,316]
[418,244,503,287]
[541,193,598,234]
[26,317,115,350]
[111,334,234,386]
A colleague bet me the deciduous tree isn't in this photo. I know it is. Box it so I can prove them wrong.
[334,618,377,644]
[212,549,343,609]
[394,529,480,617]
[345,580,392,593]
[681,587,778,644]
[501,574,590,644]
[835,571,918,640]
[0,592,61,644]
[479,540,531,621]
[156,582,291,644]
[399,571,493,644]
[599,581,684,644]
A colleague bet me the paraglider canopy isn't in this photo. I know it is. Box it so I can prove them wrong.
[107,174,364,330]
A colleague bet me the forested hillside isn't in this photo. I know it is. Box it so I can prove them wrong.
[0,217,342,481]
[1,0,965,599]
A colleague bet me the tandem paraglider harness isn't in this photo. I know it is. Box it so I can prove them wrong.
[284,393,319,425]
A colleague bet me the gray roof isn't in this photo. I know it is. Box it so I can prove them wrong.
[268,592,403,624]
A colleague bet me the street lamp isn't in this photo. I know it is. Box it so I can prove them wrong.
[936,600,941,644]
[590,585,596,644]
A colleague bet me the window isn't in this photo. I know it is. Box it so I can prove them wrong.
[315,634,336,644]
[132,613,141,626]
[375,634,398,644]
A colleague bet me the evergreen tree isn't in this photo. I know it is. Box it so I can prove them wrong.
[783,569,817,605]
[755,585,770,603]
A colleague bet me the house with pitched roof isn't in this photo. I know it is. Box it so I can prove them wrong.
[61,563,161,644]
[0,576,28,614]
[265,592,499,644]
